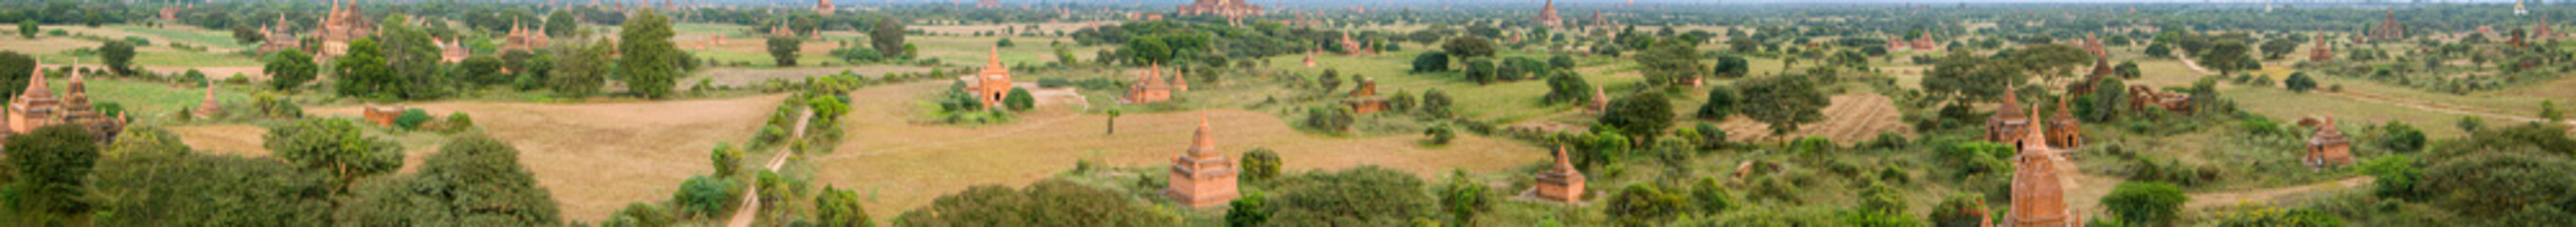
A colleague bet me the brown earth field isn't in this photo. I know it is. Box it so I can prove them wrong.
[249,95,788,221]
[807,81,1549,219]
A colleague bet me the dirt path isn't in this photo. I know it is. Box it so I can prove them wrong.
[2178,57,2216,75]
[727,110,810,227]
[2183,177,2375,209]
[2330,91,2551,124]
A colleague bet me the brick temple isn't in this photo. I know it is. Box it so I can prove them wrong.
[7,62,127,142]
[2300,116,2355,167]
[1343,78,1388,114]
[1125,64,1174,103]
[967,47,1014,107]
[1985,90,2031,146]
[1177,0,1263,26]
[1530,146,1586,203]
[502,19,551,53]
[2008,107,2079,227]
[1165,114,1239,207]
[196,83,222,119]
[2309,34,2334,61]
[1533,0,1564,28]
[2369,10,2406,42]
[314,0,378,61]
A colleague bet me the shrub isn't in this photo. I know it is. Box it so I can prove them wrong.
[1004,87,1035,112]
[1240,148,1282,182]
[1607,183,1689,226]
[1928,193,1988,227]
[395,109,432,130]
[2101,182,2188,226]
[443,112,475,132]
[672,175,741,218]
[1423,125,1456,145]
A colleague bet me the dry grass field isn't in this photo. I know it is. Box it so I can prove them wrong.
[806,81,1547,219]
[276,95,788,221]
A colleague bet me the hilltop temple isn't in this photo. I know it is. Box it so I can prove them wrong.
[2008,107,2079,227]
[1530,146,1586,203]
[1177,0,1264,26]
[976,0,1001,8]
[1165,114,1239,207]
[8,62,127,142]
[967,47,1014,107]
[816,0,836,16]
[1534,0,1564,28]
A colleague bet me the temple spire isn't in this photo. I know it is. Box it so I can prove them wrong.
[1189,113,1216,156]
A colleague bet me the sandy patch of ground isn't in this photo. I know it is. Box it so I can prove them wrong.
[1711,94,1912,144]
[808,81,1546,219]
[168,125,273,156]
[299,95,789,221]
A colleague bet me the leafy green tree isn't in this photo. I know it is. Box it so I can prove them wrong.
[2101,182,2187,226]
[1688,177,1740,216]
[100,40,135,75]
[17,20,34,39]
[551,41,613,96]
[1423,125,1456,145]
[1123,38,1171,65]
[1637,38,1707,87]
[5,125,101,217]
[1464,58,1497,84]
[2144,43,2171,58]
[1549,55,1577,70]
[1318,70,1343,93]
[2542,101,2564,123]
[2009,44,2093,84]
[711,143,742,177]
[0,51,32,98]
[2259,38,2299,60]
[1240,148,1282,182]
[602,202,674,227]
[377,15,445,99]
[1440,36,1496,59]
[672,175,740,218]
[1711,55,1751,78]
[2283,72,2317,93]
[1269,166,1430,226]
[264,118,405,193]
[768,36,802,66]
[91,131,333,226]
[1697,85,1740,120]
[2422,152,2576,218]
[816,186,873,227]
[2359,155,2423,200]
[1422,52,1463,72]
[2198,40,2255,77]
[1606,183,1688,227]
[1004,88,1035,112]
[1922,50,2024,103]
[342,136,563,225]
[544,10,580,37]
[620,10,685,99]
[1845,183,1926,226]
[2114,61,2142,79]
[1421,89,1455,117]
[1600,91,1675,140]
[461,55,506,86]
[1437,170,1492,226]
[1104,109,1121,134]
[1542,71,1593,104]
[870,17,906,56]
[336,38,395,98]
[2378,121,2426,152]
[265,49,318,92]
[894,180,1170,226]
[1740,75,1830,136]
[1227,191,1270,227]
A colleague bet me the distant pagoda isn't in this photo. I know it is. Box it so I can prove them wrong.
[2369,10,2406,42]
[1534,0,1564,28]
